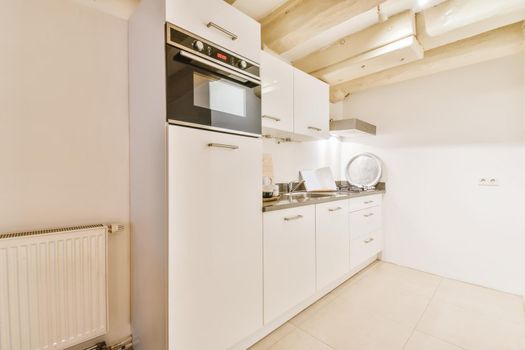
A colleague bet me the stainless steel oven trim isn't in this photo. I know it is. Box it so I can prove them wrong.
[179,50,260,86]
[168,120,262,138]
[166,23,260,81]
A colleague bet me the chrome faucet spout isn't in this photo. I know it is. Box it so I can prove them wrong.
[288,179,305,193]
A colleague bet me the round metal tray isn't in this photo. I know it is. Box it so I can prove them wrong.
[345,152,382,189]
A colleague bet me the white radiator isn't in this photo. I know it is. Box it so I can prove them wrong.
[0,224,108,350]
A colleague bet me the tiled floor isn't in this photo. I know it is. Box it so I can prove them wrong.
[249,262,525,350]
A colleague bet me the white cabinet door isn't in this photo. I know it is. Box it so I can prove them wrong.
[261,51,294,133]
[293,68,329,139]
[168,125,262,350]
[316,200,350,290]
[264,206,316,324]
[166,0,261,63]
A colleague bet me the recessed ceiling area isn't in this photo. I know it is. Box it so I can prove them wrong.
[229,0,525,102]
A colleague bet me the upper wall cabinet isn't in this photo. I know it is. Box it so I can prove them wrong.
[166,0,261,63]
[294,68,330,139]
[261,51,294,134]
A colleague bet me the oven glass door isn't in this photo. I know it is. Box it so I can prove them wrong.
[166,45,261,136]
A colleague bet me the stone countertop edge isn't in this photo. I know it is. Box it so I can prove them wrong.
[262,190,385,212]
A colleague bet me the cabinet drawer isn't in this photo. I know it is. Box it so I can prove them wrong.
[263,206,316,324]
[348,194,382,212]
[350,230,382,270]
[349,206,382,240]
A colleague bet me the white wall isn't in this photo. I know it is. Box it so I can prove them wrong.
[263,138,341,183]
[341,53,525,294]
[0,0,130,347]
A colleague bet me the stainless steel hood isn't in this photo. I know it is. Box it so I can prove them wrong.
[329,118,376,136]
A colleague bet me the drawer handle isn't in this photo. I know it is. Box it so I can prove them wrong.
[364,238,375,244]
[308,126,322,132]
[284,215,303,221]
[207,22,238,40]
[363,213,375,218]
[328,207,342,212]
[263,115,281,122]
[208,143,239,150]
[364,200,374,204]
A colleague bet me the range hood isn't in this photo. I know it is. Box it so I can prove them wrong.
[329,118,376,136]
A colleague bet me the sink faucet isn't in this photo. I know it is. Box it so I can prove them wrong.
[288,179,305,193]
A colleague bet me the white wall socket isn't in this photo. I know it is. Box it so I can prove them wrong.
[479,178,499,186]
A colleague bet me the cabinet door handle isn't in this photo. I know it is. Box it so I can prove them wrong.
[364,200,374,204]
[363,213,375,218]
[284,215,303,221]
[364,238,375,244]
[208,143,239,150]
[262,115,281,122]
[308,126,322,132]
[328,207,342,212]
[207,22,238,40]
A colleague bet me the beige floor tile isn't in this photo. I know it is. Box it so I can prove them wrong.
[360,262,442,298]
[298,300,414,350]
[404,331,464,350]
[248,323,296,350]
[267,327,334,350]
[433,278,525,325]
[334,277,432,327]
[417,299,525,350]
[290,292,338,326]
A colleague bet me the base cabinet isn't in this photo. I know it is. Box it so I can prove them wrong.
[349,196,383,270]
[316,200,350,290]
[263,206,316,324]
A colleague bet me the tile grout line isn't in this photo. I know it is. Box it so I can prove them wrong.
[400,276,444,350]
[271,324,337,350]
[416,329,469,350]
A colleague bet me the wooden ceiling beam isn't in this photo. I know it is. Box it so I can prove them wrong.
[330,22,525,102]
[261,0,384,55]
[294,10,415,73]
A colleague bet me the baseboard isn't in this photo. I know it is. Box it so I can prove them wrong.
[231,254,380,350]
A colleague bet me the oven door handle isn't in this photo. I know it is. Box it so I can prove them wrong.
[179,50,260,86]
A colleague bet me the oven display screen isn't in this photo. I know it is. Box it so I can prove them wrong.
[216,53,228,61]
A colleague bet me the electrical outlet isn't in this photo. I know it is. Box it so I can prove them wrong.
[479,178,499,186]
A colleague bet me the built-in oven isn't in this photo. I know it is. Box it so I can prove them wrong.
[165,23,261,137]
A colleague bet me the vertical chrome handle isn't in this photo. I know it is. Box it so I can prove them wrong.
[308,126,322,131]
[207,22,238,40]
[208,143,239,150]
[262,115,281,122]
[284,215,303,221]
[328,207,342,212]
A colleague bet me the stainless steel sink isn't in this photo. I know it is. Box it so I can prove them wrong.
[281,192,338,200]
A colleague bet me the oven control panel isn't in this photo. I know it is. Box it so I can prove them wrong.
[167,24,259,78]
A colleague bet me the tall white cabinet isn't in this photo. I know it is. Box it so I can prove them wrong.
[129,0,262,349]
[168,126,263,350]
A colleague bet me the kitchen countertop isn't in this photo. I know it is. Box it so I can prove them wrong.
[262,190,385,212]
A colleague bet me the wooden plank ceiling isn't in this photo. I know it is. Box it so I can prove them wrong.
[230,0,525,102]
